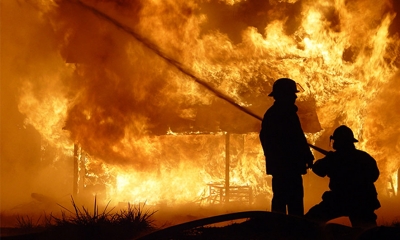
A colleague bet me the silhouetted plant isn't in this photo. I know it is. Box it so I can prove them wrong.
[115,201,157,231]
[44,196,157,239]
[15,214,42,229]
[53,195,114,226]
[392,218,400,227]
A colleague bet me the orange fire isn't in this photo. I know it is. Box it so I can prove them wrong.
[1,0,400,216]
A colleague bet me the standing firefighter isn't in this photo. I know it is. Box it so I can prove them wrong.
[305,125,380,228]
[259,78,314,216]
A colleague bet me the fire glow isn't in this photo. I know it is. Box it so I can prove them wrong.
[1,0,400,215]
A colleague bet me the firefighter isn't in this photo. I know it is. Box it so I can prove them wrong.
[305,125,380,228]
[259,78,314,216]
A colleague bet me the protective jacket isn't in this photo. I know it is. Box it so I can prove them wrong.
[312,147,380,210]
[259,101,314,175]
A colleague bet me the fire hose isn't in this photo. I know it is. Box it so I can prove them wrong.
[73,0,329,156]
[137,211,270,240]
[307,143,329,155]
[137,211,319,240]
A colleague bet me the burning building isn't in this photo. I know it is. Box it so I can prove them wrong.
[1,0,400,224]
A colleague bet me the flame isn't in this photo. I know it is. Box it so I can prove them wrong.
[77,133,270,205]
[2,0,400,212]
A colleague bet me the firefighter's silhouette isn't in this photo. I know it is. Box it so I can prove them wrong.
[259,78,314,216]
[305,125,380,228]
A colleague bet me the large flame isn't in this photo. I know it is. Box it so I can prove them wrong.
[1,0,400,217]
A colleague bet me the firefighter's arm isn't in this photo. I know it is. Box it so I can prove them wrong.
[311,152,333,177]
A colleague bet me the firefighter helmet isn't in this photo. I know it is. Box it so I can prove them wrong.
[268,78,300,97]
[330,125,358,142]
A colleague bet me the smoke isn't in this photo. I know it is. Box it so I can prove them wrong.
[56,0,220,166]
[35,0,264,166]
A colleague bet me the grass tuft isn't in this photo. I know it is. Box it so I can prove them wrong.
[52,195,115,227]
[15,214,42,230]
[391,218,400,227]
[12,196,157,239]
[115,201,156,231]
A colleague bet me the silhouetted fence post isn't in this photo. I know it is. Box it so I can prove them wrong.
[73,143,79,197]
[225,132,230,204]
